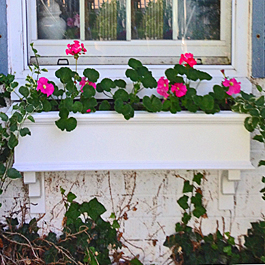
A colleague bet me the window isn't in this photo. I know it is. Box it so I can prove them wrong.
[7,0,251,92]
[27,0,232,65]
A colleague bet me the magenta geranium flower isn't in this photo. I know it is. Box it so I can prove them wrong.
[79,77,96,92]
[65,40,87,59]
[157,77,169,99]
[171,83,187,97]
[222,78,241,95]
[37,77,54,97]
[179,53,197,67]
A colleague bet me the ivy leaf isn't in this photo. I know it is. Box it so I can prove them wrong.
[183,180,193,193]
[182,212,191,225]
[256,95,265,106]
[27,115,35,123]
[193,172,204,185]
[67,192,77,202]
[87,197,106,220]
[193,205,206,218]
[177,195,189,210]
[7,168,22,179]
[112,220,120,229]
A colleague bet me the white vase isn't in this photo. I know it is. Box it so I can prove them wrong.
[38,1,66,39]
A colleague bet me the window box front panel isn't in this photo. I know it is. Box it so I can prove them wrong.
[13,111,252,172]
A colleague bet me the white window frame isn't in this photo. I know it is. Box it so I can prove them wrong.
[27,0,231,60]
[7,0,252,94]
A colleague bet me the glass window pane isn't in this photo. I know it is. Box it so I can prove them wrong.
[178,0,220,40]
[37,0,80,39]
[85,0,126,40]
[132,0,172,40]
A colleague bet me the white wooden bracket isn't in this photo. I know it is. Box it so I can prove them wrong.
[218,170,240,210]
[23,172,45,214]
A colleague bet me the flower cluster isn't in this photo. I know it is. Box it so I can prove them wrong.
[156,53,241,100]
[65,40,87,60]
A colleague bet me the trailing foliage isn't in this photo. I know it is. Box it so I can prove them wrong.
[0,189,143,264]
[163,172,265,265]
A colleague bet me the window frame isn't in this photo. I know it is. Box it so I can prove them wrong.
[7,0,252,95]
[27,0,231,60]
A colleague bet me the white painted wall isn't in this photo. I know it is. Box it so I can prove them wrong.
[1,156,265,264]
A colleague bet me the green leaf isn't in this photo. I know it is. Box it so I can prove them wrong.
[213,85,225,100]
[99,100,111,111]
[256,95,265,106]
[65,117,77,132]
[201,94,214,111]
[0,112,8,122]
[253,135,264,142]
[55,117,77,132]
[244,116,259,132]
[121,104,134,120]
[8,133,18,149]
[182,212,191,224]
[256,84,263,92]
[113,89,129,101]
[83,68,100,83]
[72,101,83,113]
[258,160,265,167]
[125,69,139,82]
[177,195,189,210]
[112,220,120,229]
[114,79,126,88]
[25,104,34,113]
[0,164,6,175]
[193,172,204,185]
[183,180,193,193]
[59,108,69,119]
[223,245,232,256]
[27,115,35,123]
[128,58,142,69]
[165,68,184,83]
[87,197,106,220]
[193,205,206,218]
[20,127,31,137]
[142,95,162,112]
[19,86,30,98]
[130,258,144,265]
[67,192,77,202]
[82,85,96,98]
[100,78,116,92]
[141,75,157,88]
[7,168,22,179]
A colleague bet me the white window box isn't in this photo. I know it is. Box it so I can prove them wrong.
[10,110,253,213]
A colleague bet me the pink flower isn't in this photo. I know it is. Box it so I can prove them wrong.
[171,83,187,97]
[65,40,87,59]
[73,14,80,28]
[157,77,169,99]
[222,78,241,95]
[37,77,54,97]
[79,77,96,92]
[179,53,197,67]
[67,17,74,28]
